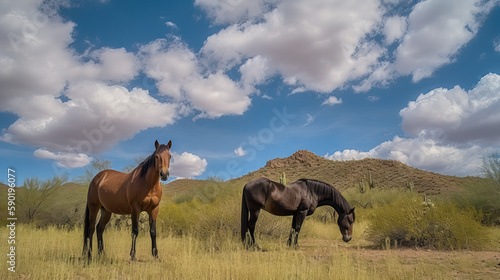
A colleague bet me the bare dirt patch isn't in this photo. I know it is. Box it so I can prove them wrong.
[300,239,500,279]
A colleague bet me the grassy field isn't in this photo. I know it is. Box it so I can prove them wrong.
[1,222,499,280]
[1,152,499,279]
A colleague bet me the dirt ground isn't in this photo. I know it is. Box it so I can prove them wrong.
[300,239,500,279]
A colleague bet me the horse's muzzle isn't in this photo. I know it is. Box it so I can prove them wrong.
[160,170,169,181]
[342,235,352,242]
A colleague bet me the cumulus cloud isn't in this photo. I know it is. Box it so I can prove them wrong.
[165,21,177,28]
[169,152,208,178]
[81,47,140,82]
[201,0,385,93]
[1,82,178,155]
[326,73,500,176]
[326,136,483,176]
[194,0,281,24]
[322,96,342,106]
[234,146,248,157]
[0,1,177,168]
[400,73,500,145]
[373,136,483,176]
[2,0,498,172]
[141,39,252,119]
[34,148,93,168]
[393,0,496,82]
[325,150,372,161]
[195,0,497,94]
[383,16,407,45]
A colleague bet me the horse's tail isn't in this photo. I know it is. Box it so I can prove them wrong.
[241,188,248,243]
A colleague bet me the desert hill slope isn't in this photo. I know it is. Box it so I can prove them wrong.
[229,150,481,195]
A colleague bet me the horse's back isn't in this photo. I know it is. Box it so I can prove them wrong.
[243,177,271,202]
[87,169,131,213]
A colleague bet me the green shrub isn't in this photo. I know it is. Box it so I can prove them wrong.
[159,185,290,243]
[453,179,500,225]
[158,199,202,235]
[368,194,492,250]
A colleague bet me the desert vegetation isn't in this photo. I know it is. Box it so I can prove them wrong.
[1,151,499,279]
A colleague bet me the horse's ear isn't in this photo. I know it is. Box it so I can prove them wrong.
[166,140,172,150]
[155,140,159,150]
[350,207,355,214]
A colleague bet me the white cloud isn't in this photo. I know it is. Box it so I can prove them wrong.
[141,39,252,119]
[303,114,314,127]
[165,21,177,28]
[186,71,251,119]
[325,149,372,161]
[201,0,385,93]
[194,0,281,24]
[0,1,179,168]
[400,73,500,145]
[34,148,93,169]
[394,0,496,82]
[82,47,140,82]
[371,136,483,176]
[368,96,380,102]
[494,37,500,52]
[326,136,483,176]
[234,146,248,157]
[1,81,178,154]
[239,55,275,92]
[355,0,497,92]
[196,0,497,95]
[383,16,407,45]
[170,152,208,178]
[327,73,500,176]
[322,96,342,106]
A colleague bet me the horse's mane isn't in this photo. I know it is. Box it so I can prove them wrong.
[298,179,352,213]
[138,145,168,178]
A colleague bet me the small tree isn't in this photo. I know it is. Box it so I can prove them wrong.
[75,158,112,185]
[482,153,500,191]
[18,176,67,223]
[122,156,146,173]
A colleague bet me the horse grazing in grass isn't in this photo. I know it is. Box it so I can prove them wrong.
[241,177,355,247]
[83,140,172,260]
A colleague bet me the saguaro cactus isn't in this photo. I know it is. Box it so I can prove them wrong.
[280,172,287,185]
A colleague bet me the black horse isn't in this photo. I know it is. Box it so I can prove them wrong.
[241,177,355,247]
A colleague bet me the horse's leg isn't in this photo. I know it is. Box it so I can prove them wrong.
[148,207,159,258]
[86,204,100,259]
[293,210,307,247]
[287,214,298,246]
[248,209,260,248]
[96,207,112,256]
[82,205,90,256]
[130,205,140,261]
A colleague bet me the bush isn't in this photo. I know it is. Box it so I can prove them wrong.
[368,194,492,250]
[158,199,202,235]
[159,185,290,244]
[453,179,500,225]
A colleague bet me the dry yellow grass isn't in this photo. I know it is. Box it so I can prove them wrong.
[1,224,499,280]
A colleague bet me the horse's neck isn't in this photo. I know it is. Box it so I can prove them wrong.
[143,167,160,187]
[316,187,348,215]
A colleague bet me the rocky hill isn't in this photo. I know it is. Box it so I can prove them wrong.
[235,150,482,195]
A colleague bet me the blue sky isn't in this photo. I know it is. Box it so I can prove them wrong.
[1,0,500,184]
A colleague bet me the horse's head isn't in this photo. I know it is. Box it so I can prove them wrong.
[337,207,355,242]
[154,140,172,181]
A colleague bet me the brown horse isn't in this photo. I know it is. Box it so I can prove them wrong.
[82,140,172,260]
[241,177,355,247]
